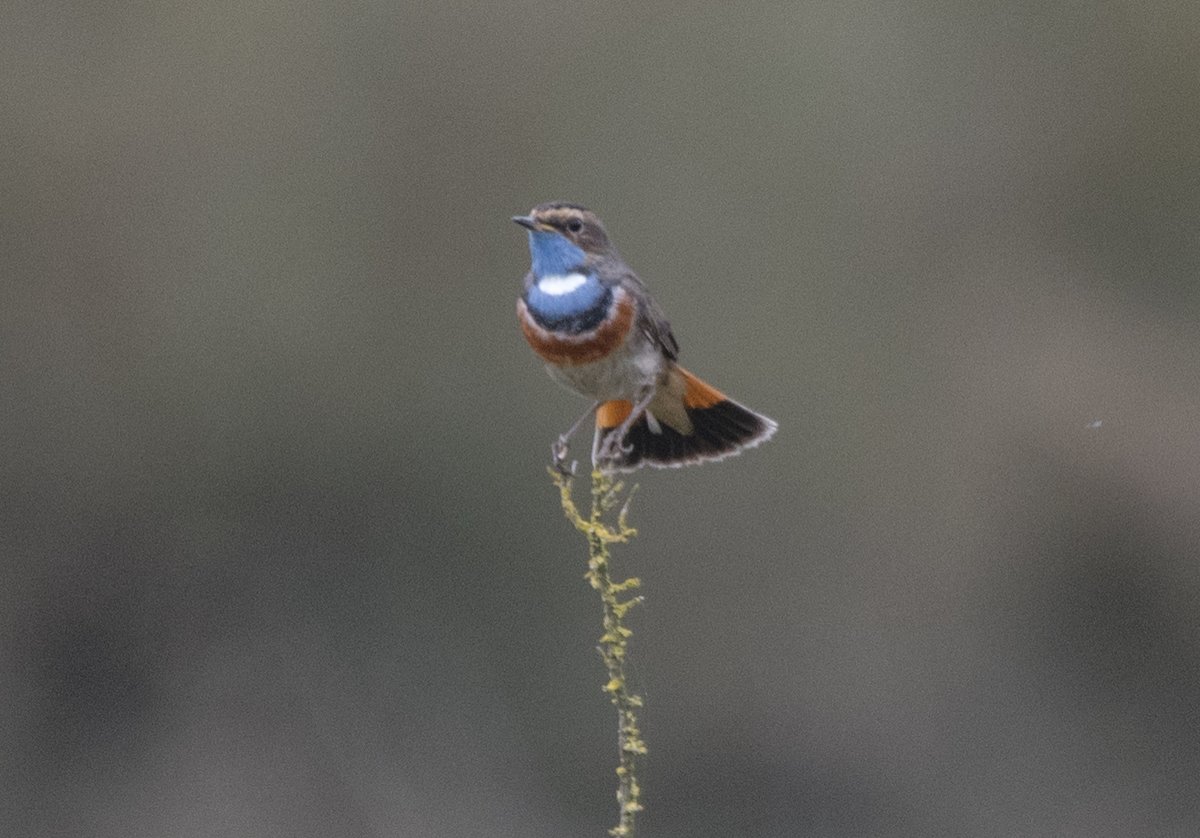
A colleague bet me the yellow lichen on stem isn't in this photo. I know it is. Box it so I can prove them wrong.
[550,467,645,838]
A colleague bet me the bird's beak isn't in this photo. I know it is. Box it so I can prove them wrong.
[512,215,540,231]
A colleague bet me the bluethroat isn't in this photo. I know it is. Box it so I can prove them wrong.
[514,202,777,472]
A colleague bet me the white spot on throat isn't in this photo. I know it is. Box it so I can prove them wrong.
[537,272,588,296]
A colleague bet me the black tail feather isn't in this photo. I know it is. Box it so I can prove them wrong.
[596,398,777,472]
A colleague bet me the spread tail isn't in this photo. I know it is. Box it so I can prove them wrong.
[593,366,777,471]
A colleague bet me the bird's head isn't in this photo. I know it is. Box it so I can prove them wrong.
[513,202,612,277]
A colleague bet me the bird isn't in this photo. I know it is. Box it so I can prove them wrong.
[514,201,777,472]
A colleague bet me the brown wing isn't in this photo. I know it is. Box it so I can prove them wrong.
[622,272,679,360]
[594,256,680,360]
[646,312,679,360]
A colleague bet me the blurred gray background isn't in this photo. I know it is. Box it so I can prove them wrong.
[4,2,1200,836]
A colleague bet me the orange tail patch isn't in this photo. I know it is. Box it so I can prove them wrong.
[677,366,726,409]
[596,399,633,429]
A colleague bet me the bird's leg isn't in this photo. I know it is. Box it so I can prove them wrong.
[595,388,656,466]
[552,402,601,474]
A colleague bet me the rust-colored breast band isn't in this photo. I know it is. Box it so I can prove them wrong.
[518,290,636,366]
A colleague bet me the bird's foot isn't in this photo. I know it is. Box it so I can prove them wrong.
[551,437,577,477]
[595,433,633,466]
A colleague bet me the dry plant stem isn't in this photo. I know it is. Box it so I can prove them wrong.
[551,467,646,838]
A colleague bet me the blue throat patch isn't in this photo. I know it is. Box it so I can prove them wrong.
[528,229,586,278]
[525,276,611,333]
[524,231,610,333]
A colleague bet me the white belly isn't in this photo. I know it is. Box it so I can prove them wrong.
[545,331,665,401]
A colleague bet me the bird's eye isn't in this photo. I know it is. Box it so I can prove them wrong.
[567,218,584,233]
